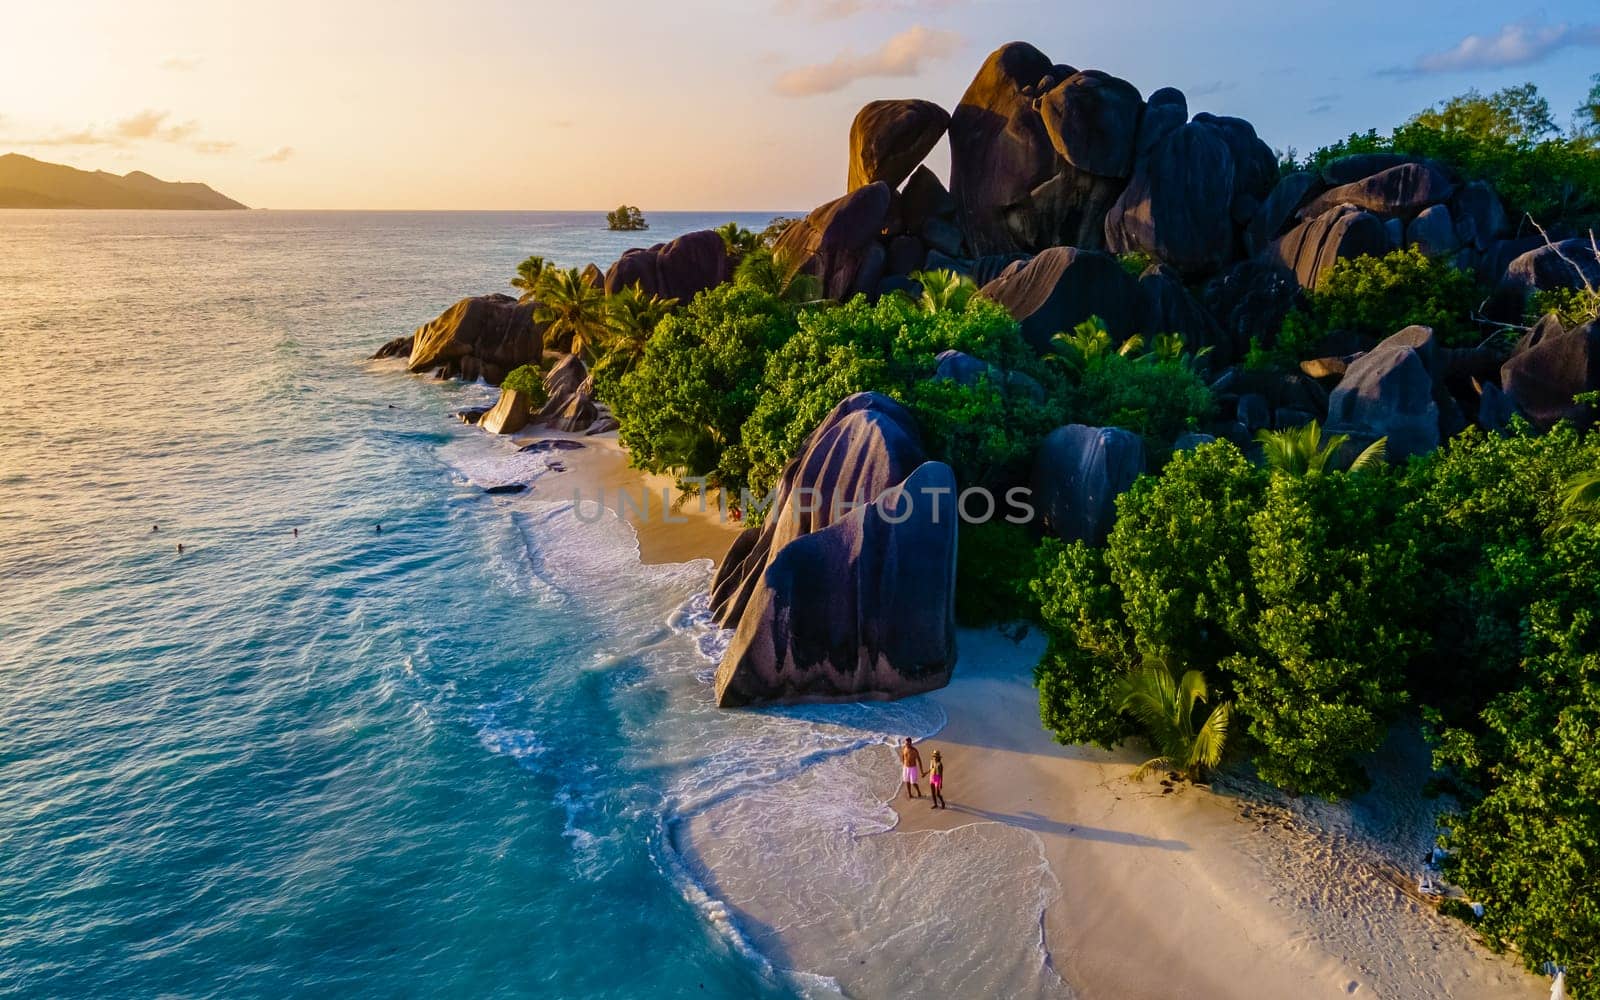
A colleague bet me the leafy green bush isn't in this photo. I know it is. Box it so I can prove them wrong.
[1275,247,1484,360]
[741,294,1061,496]
[1032,440,1424,798]
[955,520,1040,627]
[1048,318,1216,460]
[1528,284,1600,327]
[500,364,547,405]
[609,283,797,490]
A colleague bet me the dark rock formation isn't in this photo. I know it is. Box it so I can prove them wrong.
[1406,204,1458,257]
[1106,113,1274,276]
[1136,264,1227,364]
[1319,153,1414,186]
[980,246,1139,351]
[1039,70,1143,179]
[1325,326,1441,460]
[604,229,732,301]
[1268,203,1388,291]
[1299,162,1455,221]
[371,334,414,360]
[710,393,957,706]
[1450,181,1508,252]
[848,99,950,192]
[948,42,1063,256]
[404,294,541,385]
[772,182,894,300]
[1498,238,1600,309]
[1246,170,1324,254]
[1201,259,1301,360]
[1030,424,1146,545]
[1501,318,1600,430]
[483,483,528,495]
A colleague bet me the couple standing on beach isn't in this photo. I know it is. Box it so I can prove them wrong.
[899,738,945,809]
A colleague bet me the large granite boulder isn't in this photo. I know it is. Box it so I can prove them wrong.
[979,246,1139,351]
[1498,238,1600,307]
[1246,170,1324,253]
[1319,153,1415,186]
[531,354,597,431]
[479,387,533,435]
[1501,318,1600,430]
[1268,203,1388,292]
[848,99,950,193]
[1450,180,1508,252]
[604,229,732,301]
[1105,115,1273,276]
[1325,326,1441,460]
[710,392,958,706]
[899,164,958,235]
[948,42,1066,255]
[1201,258,1302,359]
[1406,204,1459,256]
[1299,162,1455,221]
[773,182,893,300]
[1136,263,1228,364]
[1038,69,1143,178]
[404,294,542,385]
[1030,424,1146,545]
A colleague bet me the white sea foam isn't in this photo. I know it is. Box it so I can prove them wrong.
[505,495,1068,997]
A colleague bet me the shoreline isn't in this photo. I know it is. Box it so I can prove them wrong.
[508,427,743,566]
[890,628,1545,1000]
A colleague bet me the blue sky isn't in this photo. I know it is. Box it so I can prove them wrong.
[1,0,1596,208]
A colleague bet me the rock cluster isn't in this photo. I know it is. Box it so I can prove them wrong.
[377,294,542,385]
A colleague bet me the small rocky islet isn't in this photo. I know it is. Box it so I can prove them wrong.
[373,40,1599,709]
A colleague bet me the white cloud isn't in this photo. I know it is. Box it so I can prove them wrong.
[260,146,294,163]
[1386,19,1600,76]
[773,25,962,97]
[161,56,202,71]
[4,110,204,147]
[776,0,962,21]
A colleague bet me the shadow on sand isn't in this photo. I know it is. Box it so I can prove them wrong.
[940,804,1191,851]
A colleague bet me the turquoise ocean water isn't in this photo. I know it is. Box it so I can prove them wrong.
[0,211,1060,999]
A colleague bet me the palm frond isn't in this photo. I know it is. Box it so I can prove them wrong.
[1346,436,1389,473]
[1189,702,1232,773]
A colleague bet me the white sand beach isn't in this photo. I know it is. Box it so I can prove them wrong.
[893,628,1547,1000]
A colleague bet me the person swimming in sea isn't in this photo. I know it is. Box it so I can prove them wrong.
[899,737,923,799]
[928,750,945,810]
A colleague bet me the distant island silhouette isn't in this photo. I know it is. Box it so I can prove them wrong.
[0,153,246,209]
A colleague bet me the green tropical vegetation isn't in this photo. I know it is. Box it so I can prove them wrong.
[1272,247,1486,361]
[605,204,648,231]
[499,364,548,407]
[510,254,553,302]
[1117,662,1231,783]
[533,267,612,362]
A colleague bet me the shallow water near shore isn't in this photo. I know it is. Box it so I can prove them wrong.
[0,210,1067,998]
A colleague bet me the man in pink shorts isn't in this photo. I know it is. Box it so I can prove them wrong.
[899,737,923,799]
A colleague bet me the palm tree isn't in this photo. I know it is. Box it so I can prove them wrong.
[1047,316,1144,375]
[1255,421,1388,476]
[1552,468,1600,530]
[906,268,977,313]
[1117,661,1232,783]
[733,246,820,304]
[534,267,611,361]
[510,255,552,302]
[714,222,759,258]
[602,283,677,376]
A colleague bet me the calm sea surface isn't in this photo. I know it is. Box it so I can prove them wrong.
[0,210,1058,1000]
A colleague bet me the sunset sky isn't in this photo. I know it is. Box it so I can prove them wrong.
[2,0,1597,210]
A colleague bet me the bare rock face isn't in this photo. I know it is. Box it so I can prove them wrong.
[1106,119,1248,276]
[405,294,542,385]
[604,229,731,301]
[710,392,958,707]
[1029,424,1146,545]
[1038,69,1143,179]
[979,246,1139,351]
[948,42,1064,257]
[1406,204,1459,257]
[1498,238,1600,306]
[1299,162,1456,221]
[1246,170,1324,253]
[1325,326,1441,460]
[1201,258,1302,360]
[531,354,600,432]
[479,387,533,435]
[1501,318,1600,430]
[1136,263,1228,364]
[772,182,894,300]
[848,99,951,193]
[1268,203,1388,292]
[1450,180,1508,252]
